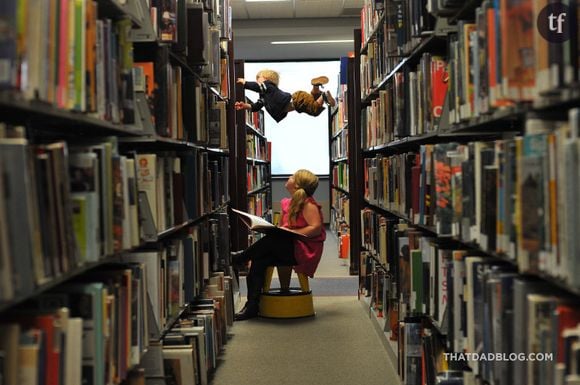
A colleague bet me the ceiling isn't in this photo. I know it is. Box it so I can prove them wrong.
[230,0,363,61]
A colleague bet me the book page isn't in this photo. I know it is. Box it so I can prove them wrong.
[231,208,274,229]
[230,208,306,237]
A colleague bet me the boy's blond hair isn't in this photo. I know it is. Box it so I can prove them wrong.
[256,69,280,86]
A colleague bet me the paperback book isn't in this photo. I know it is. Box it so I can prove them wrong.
[230,208,306,238]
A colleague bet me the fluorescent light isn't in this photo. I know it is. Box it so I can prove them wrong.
[246,0,289,2]
[271,39,354,45]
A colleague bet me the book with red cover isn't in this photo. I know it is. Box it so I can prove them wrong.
[26,314,61,385]
[555,305,580,366]
[133,62,156,124]
[85,0,97,112]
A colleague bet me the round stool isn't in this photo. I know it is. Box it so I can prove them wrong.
[259,266,315,318]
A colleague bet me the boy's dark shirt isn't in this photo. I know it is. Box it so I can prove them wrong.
[244,80,292,122]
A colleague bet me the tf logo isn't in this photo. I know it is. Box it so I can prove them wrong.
[536,2,575,43]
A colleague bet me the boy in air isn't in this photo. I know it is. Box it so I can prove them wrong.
[234,69,336,123]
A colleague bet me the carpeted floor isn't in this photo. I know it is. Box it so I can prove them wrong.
[210,230,399,385]
[210,297,398,385]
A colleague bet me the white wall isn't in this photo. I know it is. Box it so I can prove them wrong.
[244,61,339,176]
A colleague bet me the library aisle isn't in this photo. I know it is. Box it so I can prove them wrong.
[210,231,398,385]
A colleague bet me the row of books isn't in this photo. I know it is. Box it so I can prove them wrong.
[364,110,580,287]
[145,0,230,125]
[245,133,270,161]
[362,52,448,147]
[331,189,351,227]
[360,0,436,97]
[0,127,231,302]
[245,98,266,135]
[361,221,580,384]
[361,255,459,385]
[0,0,231,134]
[110,148,227,245]
[331,163,349,191]
[0,259,235,385]
[447,0,578,120]
[360,0,385,47]
[133,214,232,327]
[330,188,351,261]
[247,191,271,219]
[144,0,231,133]
[361,0,580,136]
[246,163,270,192]
[330,128,349,160]
[150,0,228,87]
[162,273,235,385]
[133,49,228,145]
[0,265,150,385]
[0,0,136,123]
[331,82,349,137]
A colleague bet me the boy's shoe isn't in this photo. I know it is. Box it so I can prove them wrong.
[310,85,322,99]
[311,76,329,87]
[322,91,336,107]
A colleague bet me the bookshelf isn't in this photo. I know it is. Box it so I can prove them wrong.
[0,1,237,384]
[231,60,273,251]
[329,56,357,274]
[352,0,580,384]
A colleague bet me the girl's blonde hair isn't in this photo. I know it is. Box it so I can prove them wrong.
[288,169,319,225]
[256,69,280,86]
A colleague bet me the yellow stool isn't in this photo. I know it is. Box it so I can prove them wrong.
[259,266,315,318]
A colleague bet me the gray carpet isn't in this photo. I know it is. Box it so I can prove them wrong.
[210,297,398,385]
[210,231,399,385]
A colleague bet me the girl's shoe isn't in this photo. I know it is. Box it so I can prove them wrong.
[234,302,259,321]
[231,250,246,267]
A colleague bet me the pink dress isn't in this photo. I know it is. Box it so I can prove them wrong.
[280,197,326,277]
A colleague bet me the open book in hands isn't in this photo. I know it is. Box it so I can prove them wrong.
[231,208,306,238]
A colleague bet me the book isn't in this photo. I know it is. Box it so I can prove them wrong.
[230,208,306,238]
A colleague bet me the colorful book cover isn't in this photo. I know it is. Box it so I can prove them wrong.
[57,0,70,108]
[462,23,477,119]
[430,56,448,130]
[519,133,547,272]
[533,0,550,95]
[501,0,535,101]
[85,0,97,112]
[156,0,177,42]
[133,61,156,123]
